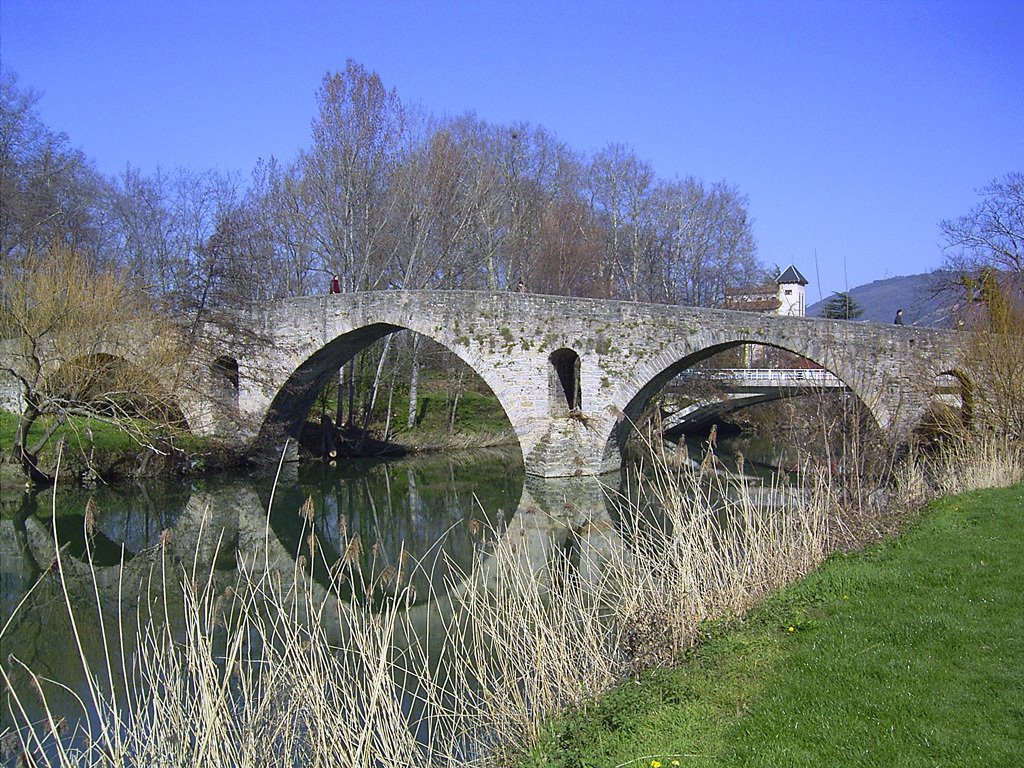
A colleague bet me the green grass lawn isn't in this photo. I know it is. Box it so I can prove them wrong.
[0,409,211,474]
[403,389,511,435]
[519,483,1024,768]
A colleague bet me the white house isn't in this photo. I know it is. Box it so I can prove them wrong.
[775,264,809,317]
[723,264,810,367]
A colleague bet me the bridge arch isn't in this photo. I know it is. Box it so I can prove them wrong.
[254,320,525,463]
[601,333,917,468]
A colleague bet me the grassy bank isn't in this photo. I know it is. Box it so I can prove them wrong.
[389,390,516,450]
[519,482,1024,767]
[0,410,221,485]
[3,437,1020,766]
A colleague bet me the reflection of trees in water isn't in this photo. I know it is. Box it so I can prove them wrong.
[0,449,526,736]
[267,451,523,603]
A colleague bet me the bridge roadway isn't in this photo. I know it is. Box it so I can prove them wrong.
[0,290,960,477]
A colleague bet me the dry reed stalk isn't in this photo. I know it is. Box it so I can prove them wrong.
[4,432,1016,766]
[931,435,1023,494]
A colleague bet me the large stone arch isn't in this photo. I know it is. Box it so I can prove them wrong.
[252,319,526,464]
[599,330,934,468]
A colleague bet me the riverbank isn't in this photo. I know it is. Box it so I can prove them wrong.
[0,399,516,493]
[517,482,1024,767]
[0,411,248,492]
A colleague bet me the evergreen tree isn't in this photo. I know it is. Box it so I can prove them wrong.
[820,291,865,320]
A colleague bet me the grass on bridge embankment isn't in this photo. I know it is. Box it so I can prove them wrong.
[519,482,1024,768]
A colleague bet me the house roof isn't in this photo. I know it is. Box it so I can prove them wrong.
[776,265,809,286]
[728,297,783,312]
[725,282,778,298]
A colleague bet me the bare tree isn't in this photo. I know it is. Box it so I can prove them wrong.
[250,158,321,298]
[1,71,111,263]
[108,166,242,315]
[955,270,1024,440]
[533,199,606,297]
[1,245,186,484]
[941,172,1024,283]
[440,116,509,290]
[498,123,582,291]
[653,178,758,307]
[297,60,407,293]
[587,143,656,301]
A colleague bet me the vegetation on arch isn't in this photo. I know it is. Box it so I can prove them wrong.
[949,271,1024,442]
[938,173,1024,443]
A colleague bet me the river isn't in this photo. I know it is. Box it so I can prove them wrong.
[0,436,790,758]
[0,446,615,740]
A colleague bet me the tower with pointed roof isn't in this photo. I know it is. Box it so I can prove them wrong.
[776,264,808,317]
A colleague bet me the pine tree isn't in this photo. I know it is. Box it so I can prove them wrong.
[820,291,865,320]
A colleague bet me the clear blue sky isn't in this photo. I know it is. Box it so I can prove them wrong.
[2,0,1022,300]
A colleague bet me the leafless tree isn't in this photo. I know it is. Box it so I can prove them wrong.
[1,71,110,263]
[653,178,758,307]
[941,172,1024,285]
[296,60,408,293]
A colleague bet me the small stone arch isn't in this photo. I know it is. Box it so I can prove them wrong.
[548,348,581,415]
[47,352,187,425]
[932,369,974,431]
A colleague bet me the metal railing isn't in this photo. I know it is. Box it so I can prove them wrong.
[677,368,845,388]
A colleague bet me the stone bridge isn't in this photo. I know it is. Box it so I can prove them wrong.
[177,290,959,477]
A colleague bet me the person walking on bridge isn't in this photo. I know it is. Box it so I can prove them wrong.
[330,274,341,294]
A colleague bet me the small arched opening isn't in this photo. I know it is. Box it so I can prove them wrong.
[212,356,240,408]
[548,348,581,415]
[923,370,974,438]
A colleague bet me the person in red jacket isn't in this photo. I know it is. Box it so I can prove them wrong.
[330,274,341,294]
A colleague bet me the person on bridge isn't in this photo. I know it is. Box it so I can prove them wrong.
[894,308,904,325]
[330,274,341,294]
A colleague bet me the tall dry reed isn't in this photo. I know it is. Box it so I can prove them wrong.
[437,446,835,762]
[3,432,1016,766]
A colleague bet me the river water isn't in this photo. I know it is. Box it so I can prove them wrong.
[0,436,787,757]
[0,446,617,741]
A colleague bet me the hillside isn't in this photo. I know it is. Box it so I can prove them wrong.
[807,270,957,327]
